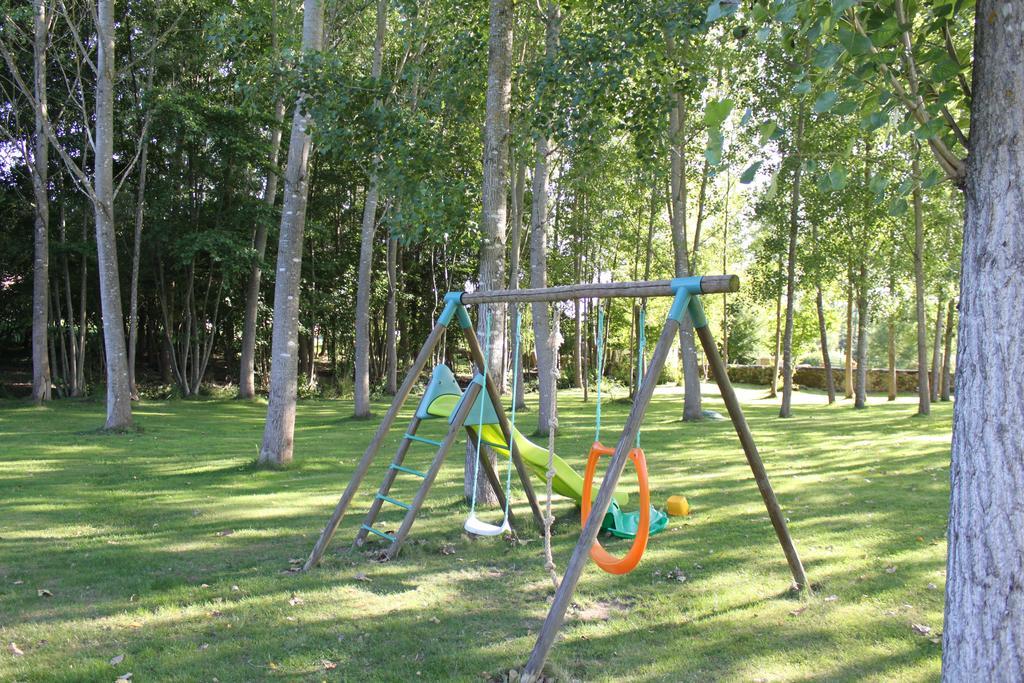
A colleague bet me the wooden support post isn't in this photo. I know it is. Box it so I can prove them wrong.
[695,323,810,591]
[386,381,484,559]
[462,324,545,529]
[523,315,683,679]
[303,320,448,571]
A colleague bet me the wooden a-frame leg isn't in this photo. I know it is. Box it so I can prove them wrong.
[695,321,810,591]
[462,323,545,528]
[303,320,448,571]
[523,314,683,679]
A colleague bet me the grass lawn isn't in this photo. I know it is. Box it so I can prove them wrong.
[0,383,952,682]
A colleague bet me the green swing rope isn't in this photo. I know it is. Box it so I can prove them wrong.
[594,304,606,444]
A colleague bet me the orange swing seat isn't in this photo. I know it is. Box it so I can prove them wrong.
[581,441,651,575]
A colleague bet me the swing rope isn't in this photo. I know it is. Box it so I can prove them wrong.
[636,305,647,448]
[594,304,605,444]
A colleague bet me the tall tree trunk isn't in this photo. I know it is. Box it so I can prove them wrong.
[930,295,944,402]
[912,143,931,416]
[30,0,50,404]
[239,83,287,399]
[854,262,869,409]
[94,0,132,430]
[668,79,702,421]
[887,317,898,401]
[465,0,514,503]
[769,279,782,397]
[811,223,835,404]
[943,6,1024,675]
[779,108,804,418]
[530,2,559,438]
[844,280,854,399]
[57,198,79,397]
[354,0,388,417]
[940,297,954,401]
[384,235,398,395]
[127,74,153,400]
[509,160,527,411]
[259,0,324,466]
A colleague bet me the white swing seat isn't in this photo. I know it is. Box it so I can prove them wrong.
[464,512,511,537]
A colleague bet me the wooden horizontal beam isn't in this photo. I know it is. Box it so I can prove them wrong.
[458,275,738,305]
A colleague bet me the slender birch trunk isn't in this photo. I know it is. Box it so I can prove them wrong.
[912,143,931,416]
[509,160,527,411]
[854,261,869,409]
[530,2,559,437]
[30,0,50,404]
[940,297,954,401]
[354,0,389,417]
[259,0,324,466]
[844,279,854,399]
[127,69,153,399]
[94,0,132,430]
[384,235,398,395]
[930,294,944,402]
[779,108,804,418]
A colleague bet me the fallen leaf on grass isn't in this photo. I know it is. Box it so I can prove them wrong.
[210,610,223,617]
[199,643,209,651]
[8,642,24,656]
[353,572,372,582]
[13,580,24,585]
[288,557,304,565]
[824,595,838,602]
[666,567,687,583]
[127,622,142,629]
[288,595,304,606]
[322,660,337,670]
[885,566,897,574]
[789,605,808,617]
[109,654,125,665]
[231,585,240,592]
[116,674,133,681]
[440,543,456,556]
[215,530,234,537]
[429,616,440,624]
[200,583,210,588]
[912,623,932,635]
[927,583,938,590]
[37,588,53,597]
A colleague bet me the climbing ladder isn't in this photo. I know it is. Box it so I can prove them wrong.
[352,378,491,559]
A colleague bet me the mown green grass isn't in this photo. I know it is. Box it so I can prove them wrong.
[1,384,951,682]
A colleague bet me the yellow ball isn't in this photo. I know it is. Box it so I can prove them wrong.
[667,495,690,516]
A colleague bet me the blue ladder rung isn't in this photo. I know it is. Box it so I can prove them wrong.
[376,493,411,511]
[361,524,395,542]
[405,433,444,447]
[390,463,427,478]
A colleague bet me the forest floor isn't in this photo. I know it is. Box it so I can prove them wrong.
[1,384,952,682]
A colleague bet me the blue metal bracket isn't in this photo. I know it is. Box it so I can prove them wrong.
[671,276,704,295]
[438,292,472,329]
[668,277,708,328]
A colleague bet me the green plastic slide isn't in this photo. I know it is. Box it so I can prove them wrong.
[425,393,629,508]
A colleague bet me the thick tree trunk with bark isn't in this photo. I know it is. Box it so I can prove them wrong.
[29,0,50,405]
[259,0,324,467]
[354,0,388,417]
[530,2,559,438]
[912,145,931,415]
[943,5,1024,676]
[779,109,804,418]
[94,0,132,430]
[464,0,514,504]
[239,96,287,399]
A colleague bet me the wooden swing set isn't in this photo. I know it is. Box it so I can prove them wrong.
[303,275,809,678]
